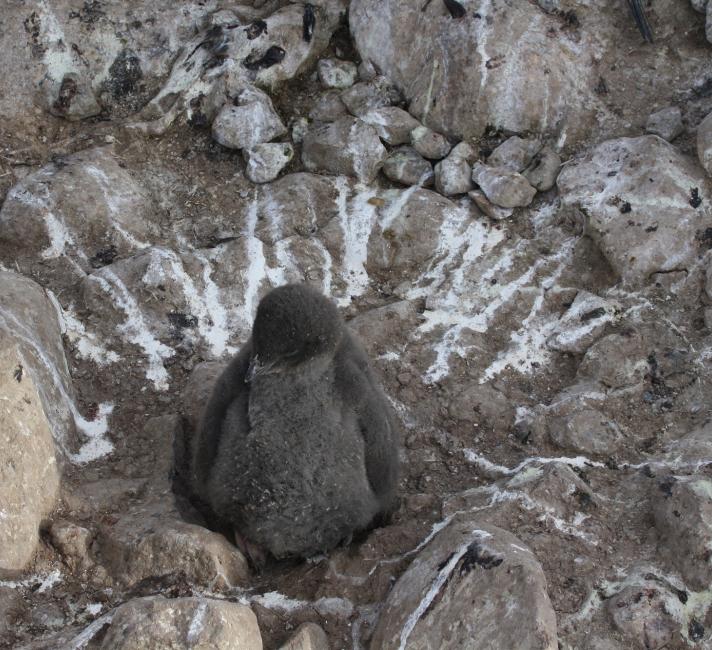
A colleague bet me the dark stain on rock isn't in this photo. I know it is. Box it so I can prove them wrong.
[619,201,632,213]
[689,619,705,641]
[52,76,79,115]
[443,0,466,19]
[459,541,503,574]
[594,77,608,95]
[13,364,23,383]
[23,11,45,58]
[657,476,676,498]
[168,312,198,330]
[107,50,142,99]
[303,4,316,42]
[689,187,702,208]
[243,46,286,71]
[696,227,712,249]
[68,1,106,26]
[90,245,118,269]
[246,20,268,40]
[580,307,606,322]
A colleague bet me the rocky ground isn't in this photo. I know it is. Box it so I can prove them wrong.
[1,0,712,648]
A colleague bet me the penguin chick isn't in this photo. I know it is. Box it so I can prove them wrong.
[190,284,400,563]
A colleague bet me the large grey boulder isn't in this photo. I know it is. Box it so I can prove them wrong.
[370,517,557,649]
[0,147,156,283]
[302,117,387,182]
[0,271,75,456]
[0,345,60,572]
[653,475,712,591]
[99,597,262,649]
[558,136,711,287]
[349,0,710,147]
[472,162,537,208]
[212,87,287,150]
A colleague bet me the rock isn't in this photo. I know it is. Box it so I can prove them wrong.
[360,107,422,145]
[317,58,358,89]
[301,117,387,182]
[410,125,451,160]
[646,106,684,142]
[662,422,712,467]
[434,142,477,196]
[94,416,249,590]
[349,0,709,147]
[0,148,156,280]
[708,5,712,43]
[358,59,378,81]
[652,476,712,591]
[697,110,712,176]
[549,407,624,456]
[487,136,541,172]
[447,383,515,433]
[546,291,617,354]
[370,517,558,649]
[468,190,513,220]
[212,88,287,150]
[606,586,677,649]
[309,90,349,122]
[180,361,228,442]
[279,622,329,650]
[291,117,310,144]
[47,72,101,121]
[49,521,94,573]
[472,162,537,208]
[0,345,60,571]
[691,0,708,12]
[523,146,562,192]
[382,147,434,186]
[99,596,262,650]
[577,330,648,389]
[0,272,75,454]
[340,76,403,117]
[133,2,344,134]
[348,301,421,360]
[243,143,294,183]
[558,136,712,287]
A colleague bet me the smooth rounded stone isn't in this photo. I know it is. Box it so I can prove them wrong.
[523,146,562,191]
[360,106,422,145]
[447,383,515,433]
[99,596,262,650]
[468,190,513,220]
[348,301,421,359]
[317,58,358,89]
[697,110,712,176]
[340,76,403,117]
[472,162,537,208]
[0,147,156,278]
[309,90,349,122]
[646,106,683,141]
[606,586,677,649]
[369,517,558,650]
[545,291,617,354]
[487,136,541,172]
[301,116,387,183]
[382,146,434,186]
[0,272,75,453]
[180,361,228,440]
[434,142,477,196]
[278,622,329,650]
[49,521,94,573]
[652,476,712,591]
[577,330,648,389]
[548,408,624,456]
[0,345,60,572]
[212,87,287,150]
[410,125,452,160]
[243,142,294,183]
[47,72,101,121]
[558,136,712,287]
[358,58,378,81]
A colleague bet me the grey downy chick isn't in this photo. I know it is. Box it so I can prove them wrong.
[190,283,400,565]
